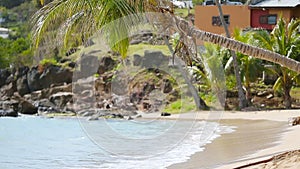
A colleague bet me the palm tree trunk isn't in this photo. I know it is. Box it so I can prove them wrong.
[164,37,209,110]
[159,15,300,73]
[284,86,292,109]
[215,0,248,109]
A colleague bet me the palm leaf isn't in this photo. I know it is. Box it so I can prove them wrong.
[273,76,283,92]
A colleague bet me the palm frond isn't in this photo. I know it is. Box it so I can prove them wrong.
[273,76,283,92]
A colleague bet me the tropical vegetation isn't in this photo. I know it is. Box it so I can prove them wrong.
[1,0,300,110]
[252,17,300,108]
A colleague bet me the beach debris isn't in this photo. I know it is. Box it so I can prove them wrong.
[161,112,171,116]
[135,115,142,118]
[126,116,133,120]
[266,94,274,99]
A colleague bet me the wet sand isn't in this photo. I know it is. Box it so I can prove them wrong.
[141,110,300,169]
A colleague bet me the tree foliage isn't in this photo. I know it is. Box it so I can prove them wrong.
[252,17,300,108]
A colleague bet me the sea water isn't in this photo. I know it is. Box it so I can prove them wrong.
[0,115,234,169]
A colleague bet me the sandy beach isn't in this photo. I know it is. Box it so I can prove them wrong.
[141,109,300,168]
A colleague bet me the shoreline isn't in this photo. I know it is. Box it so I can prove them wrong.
[146,110,299,169]
[14,109,300,168]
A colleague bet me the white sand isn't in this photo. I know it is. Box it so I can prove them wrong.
[141,109,300,169]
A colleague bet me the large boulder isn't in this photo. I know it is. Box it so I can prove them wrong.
[0,82,17,98]
[49,92,73,108]
[142,51,168,68]
[15,67,30,96]
[0,100,19,117]
[39,65,73,89]
[27,65,73,92]
[18,100,38,115]
[0,109,18,117]
[78,55,99,78]
[0,69,11,88]
[26,66,41,91]
[16,76,30,96]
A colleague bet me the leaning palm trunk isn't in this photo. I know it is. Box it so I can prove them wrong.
[215,0,248,108]
[164,37,209,110]
[157,14,300,73]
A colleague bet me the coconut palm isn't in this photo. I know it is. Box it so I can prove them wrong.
[214,0,248,108]
[201,42,226,108]
[229,28,264,102]
[32,0,300,112]
[33,0,300,72]
[252,17,300,108]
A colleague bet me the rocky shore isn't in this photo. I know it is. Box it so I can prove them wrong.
[0,45,179,120]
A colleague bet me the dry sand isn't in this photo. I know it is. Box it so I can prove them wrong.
[141,109,300,169]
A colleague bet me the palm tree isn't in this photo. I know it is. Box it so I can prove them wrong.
[33,0,300,74]
[229,28,264,102]
[252,17,300,108]
[202,42,226,108]
[215,0,248,109]
[33,1,300,111]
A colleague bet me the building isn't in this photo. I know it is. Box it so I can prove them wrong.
[194,0,300,36]
[194,5,250,35]
[0,27,10,39]
[250,0,300,30]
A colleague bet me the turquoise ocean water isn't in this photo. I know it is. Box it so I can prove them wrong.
[0,115,234,169]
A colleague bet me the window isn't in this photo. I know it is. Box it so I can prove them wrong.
[259,15,277,25]
[212,15,230,26]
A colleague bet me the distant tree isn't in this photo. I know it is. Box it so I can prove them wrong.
[0,0,26,9]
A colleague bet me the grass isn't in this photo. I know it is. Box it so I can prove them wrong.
[291,87,300,100]
[127,44,171,57]
[174,8,195,18]
[163,97,196,114]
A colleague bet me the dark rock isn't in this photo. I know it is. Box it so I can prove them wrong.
[0,82,17,98]
[0,109,18,117]
[0,69,11,87]
[290,117,300,126]
[133,54,142,66]
[98,56,117,74]
[19,100,38,115]
[39,65,72,89]
[16,66,29,78]
[26,66,41,91]
[16,75,30,96]
[112,113,124,119]
[49,92,73,108]
[142,102,151,110]
[142,51,167,68]
[142,82,155,94]
[78,55,99,78]
[162,79,172,93]
[68,62,76,68]
[27,65,73,92]
[34,98,56,108]
[1,100,19,112]
[161,112,171,116]
[126,116,133,120]
[130,92,142,103]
